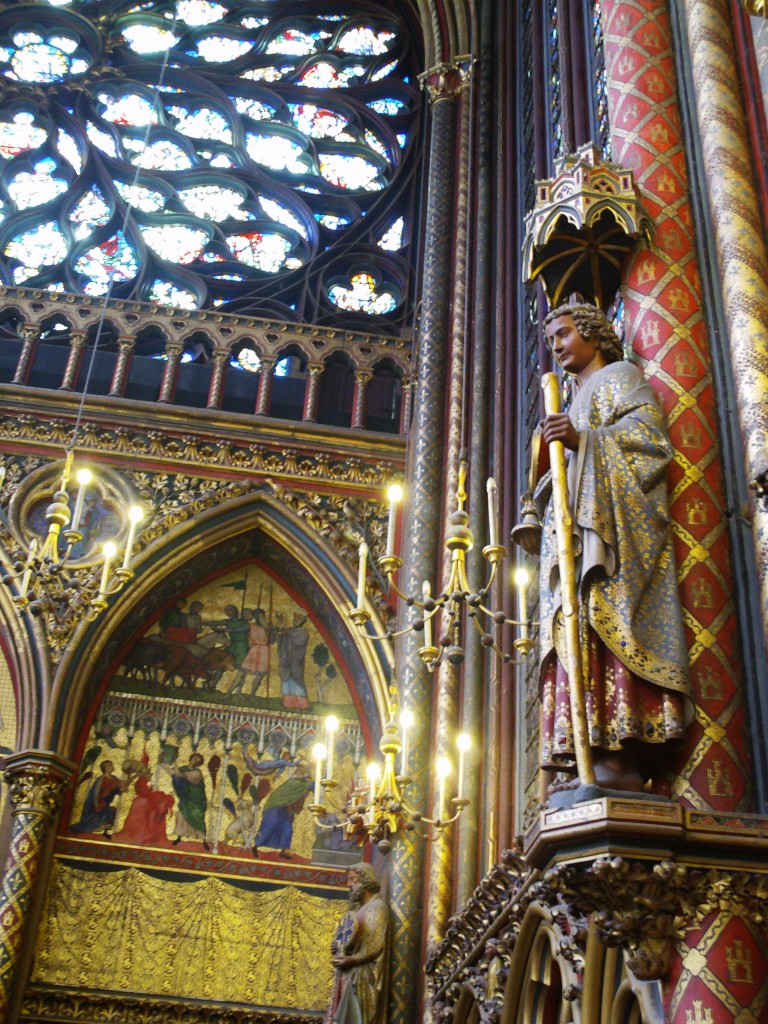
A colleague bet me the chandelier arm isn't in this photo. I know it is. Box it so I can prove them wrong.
[352,620,422,642]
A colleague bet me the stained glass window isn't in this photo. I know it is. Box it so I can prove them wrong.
[0,0,419,328]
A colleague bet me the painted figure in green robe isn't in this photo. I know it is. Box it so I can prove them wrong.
[171,752,209,850]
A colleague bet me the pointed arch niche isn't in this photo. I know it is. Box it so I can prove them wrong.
[55,490,391,868]
[28,490,392,1010]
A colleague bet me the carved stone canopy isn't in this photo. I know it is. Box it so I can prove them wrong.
[522,143,652,309]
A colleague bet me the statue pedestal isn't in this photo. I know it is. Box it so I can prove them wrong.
[524,797,768,988]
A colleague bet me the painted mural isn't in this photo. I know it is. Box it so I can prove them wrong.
[64,564,363,868]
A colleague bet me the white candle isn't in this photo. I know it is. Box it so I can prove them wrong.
[400,709,413,775]
[99,542,117,597]
[456,733,470,800]
[514,567,530,641]
[356,541,368,609]
[486,478,498,547]
[386,483,402,558]
[422,580,432,648]
[71,468,92,532]
[311,745,325,806]
[325,715,338,779]
[366,762,381,824]
[122,505,144,570]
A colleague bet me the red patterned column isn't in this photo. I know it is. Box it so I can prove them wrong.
[0,751,74,1018]
[602,0,752,814]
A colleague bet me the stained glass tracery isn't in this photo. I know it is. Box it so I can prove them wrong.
[0,0,420,328]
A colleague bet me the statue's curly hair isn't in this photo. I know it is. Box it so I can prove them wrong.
[351,862,381,895]
[544,303,624,364]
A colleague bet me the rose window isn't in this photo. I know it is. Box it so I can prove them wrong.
[0,0,420,329]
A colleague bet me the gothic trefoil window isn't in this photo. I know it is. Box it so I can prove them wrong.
[0,0,421,330]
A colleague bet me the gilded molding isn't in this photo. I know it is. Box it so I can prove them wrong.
[741,0,768,15]
[21,986,323,1024]
[0,412,403,487]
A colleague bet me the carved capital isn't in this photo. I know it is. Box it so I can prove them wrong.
[535,856,768,981]
[419,57,474,103]
[2,750,75,818]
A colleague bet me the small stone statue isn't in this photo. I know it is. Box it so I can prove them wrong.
[325,863,390,1024]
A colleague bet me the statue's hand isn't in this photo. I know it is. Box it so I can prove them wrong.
[540,413,579,451]
[332,955,354,970]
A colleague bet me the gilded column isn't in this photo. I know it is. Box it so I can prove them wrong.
[255,356,276,415]
[425,56,473,953]
[108,336,135,397]
[302,362,324,422]
[58,331,86,391]
[12,324,40,385]
[157,340,183,403]
[351,369,373,429]
[601,0,752,813]
[388,61,462,1024]
[0,751,74,1018]
[682,0,768,673]
[206,348,229,409]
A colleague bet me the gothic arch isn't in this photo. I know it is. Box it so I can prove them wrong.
[46,487,393,758]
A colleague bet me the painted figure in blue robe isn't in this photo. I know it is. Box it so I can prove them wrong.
[70,760,128,835]
[252,777,312,860]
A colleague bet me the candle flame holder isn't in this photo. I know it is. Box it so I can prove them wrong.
[349,460,537,672]
[309,687,471,853]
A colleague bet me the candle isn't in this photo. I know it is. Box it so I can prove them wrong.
[325,715,338,779]
[312,742,327,804]
[456,733,470,800]
[99,541,117,597]
[122,505,144,570]
[71,468,92,533]
[486,478,498,546]
[386,483,402,558]
[366,762,381,824]
[436,757,451,822]
[356,541,368,609]
[400,709,413,775]
[514,567,529,641]
[422,580,432,649]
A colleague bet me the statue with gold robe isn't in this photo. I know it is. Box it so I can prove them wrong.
[516,303,692,792]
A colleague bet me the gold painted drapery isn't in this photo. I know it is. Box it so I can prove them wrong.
[32,862,340,1008]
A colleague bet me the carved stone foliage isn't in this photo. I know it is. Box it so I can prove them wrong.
[0,454,393,660]
[425,850,538,1023]
[3,764,71,819]
[534,856,768,982]
[0,412,401,486]
[21,986,323,1024]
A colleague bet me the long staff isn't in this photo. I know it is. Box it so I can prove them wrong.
[541,373,595,785]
